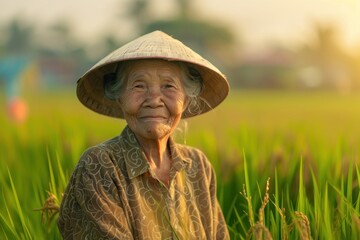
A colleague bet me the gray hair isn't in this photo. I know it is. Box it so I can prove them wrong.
[103,61,204,115]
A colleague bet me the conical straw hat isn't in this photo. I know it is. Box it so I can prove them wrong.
[77,30,229,118]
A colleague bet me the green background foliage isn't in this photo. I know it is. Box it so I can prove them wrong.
[1,90,360,239]
[1,1,360,238]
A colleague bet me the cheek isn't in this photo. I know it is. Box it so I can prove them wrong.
[168,94,187,115]
[119,93,142,115]
[121,102,136,115]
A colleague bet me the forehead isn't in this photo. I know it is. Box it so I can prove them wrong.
[126,59,183,76]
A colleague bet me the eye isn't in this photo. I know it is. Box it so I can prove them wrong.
[130,80,146,90]
[164,83,176,89]
[162,79,179,90]
[134,84,145,89]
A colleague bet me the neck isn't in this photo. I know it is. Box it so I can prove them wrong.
[135,135,170,168]
[135,134,173,186]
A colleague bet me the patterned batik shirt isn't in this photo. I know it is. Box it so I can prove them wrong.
[57,126,230,240]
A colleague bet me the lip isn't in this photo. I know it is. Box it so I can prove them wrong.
[139,116,167,121]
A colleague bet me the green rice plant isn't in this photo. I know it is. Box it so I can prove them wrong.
[245,177,272,240]
[0,190,19,239]
[33,151,64,229]
[2,90,360,239]
[292,211,311,240]
[1,169,32,240]
[228,153,360,240]
[243,151,255,227]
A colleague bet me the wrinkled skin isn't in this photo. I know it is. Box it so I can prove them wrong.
[119,59,187,143]
[118,59,188,183]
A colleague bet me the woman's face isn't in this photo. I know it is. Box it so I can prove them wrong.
[119,59,187,141]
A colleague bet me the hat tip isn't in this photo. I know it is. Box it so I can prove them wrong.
[149,30,168,36]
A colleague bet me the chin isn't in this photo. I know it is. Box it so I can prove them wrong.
[143,125,173,140]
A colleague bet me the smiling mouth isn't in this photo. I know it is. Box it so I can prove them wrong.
[139,116,167,121]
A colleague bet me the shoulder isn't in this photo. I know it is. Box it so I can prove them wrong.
[175,143,214,172]
[81,136,121,160]
[176,143,208,160]
[75,136,123,174]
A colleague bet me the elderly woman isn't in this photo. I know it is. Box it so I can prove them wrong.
[58,31,230,239]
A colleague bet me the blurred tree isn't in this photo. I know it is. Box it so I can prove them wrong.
[125,0,236,52]
[101,35,124,58]
[52,22,92,64]
[2,17,36,55]
[178,0,191,19]
[122,0,238,82]
[47,21,74,52]
[298,23,354,92]
[123,0,151,33]
[0,0,239,88]
[144,19,235,68]
[41,20,85,57]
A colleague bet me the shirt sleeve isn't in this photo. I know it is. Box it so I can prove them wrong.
[57,148,133,240]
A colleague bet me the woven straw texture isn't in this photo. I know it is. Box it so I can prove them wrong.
[77,30,229,118]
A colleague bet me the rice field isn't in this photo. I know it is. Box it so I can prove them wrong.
[1,89,360,239]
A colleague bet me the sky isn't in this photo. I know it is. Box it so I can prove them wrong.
[1,0,360,51]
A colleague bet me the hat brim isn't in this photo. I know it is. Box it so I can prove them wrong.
[76,31,229,119]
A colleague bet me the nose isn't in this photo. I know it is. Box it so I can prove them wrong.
[144,86,164,108]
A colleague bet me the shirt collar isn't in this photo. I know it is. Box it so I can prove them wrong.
[119,126,191,179]
[168,137,191,173]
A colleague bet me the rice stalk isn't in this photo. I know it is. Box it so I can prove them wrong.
[2,190,15,230]
[242,151,255,227]
[47,149,57,196]
[7,168,32,239]
[245,178,273,240]
[293,211,311,240]
[258,178,270,225]
[241,184,255,228]
[352,214,360,231]
[0,212,18,239]
[297,159,306,213]
[355,166,360,213]
[33,192,59,226]
[272,201,288,240]
[246,222,273,240]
